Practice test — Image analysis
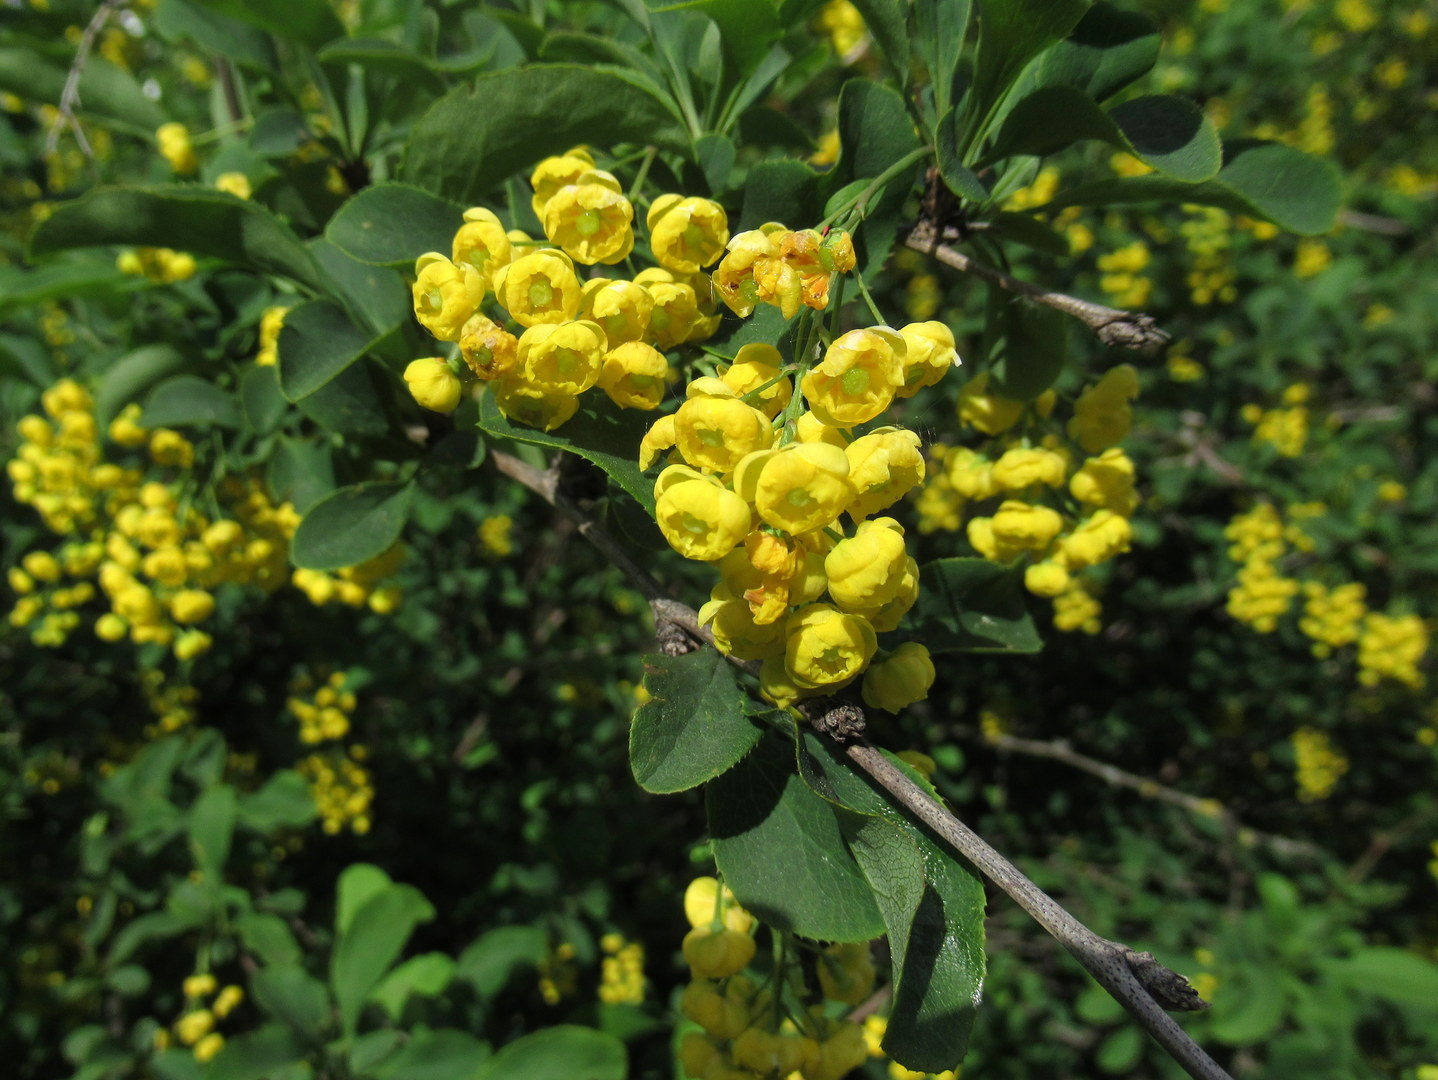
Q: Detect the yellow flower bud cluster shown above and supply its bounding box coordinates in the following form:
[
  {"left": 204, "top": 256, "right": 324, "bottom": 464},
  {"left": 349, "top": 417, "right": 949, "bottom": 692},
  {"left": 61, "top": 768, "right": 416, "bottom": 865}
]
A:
[
  {"left": 141, "top": 669, "right": 200, "bottom": 737},
  {"left": 291, "top": 542, "right": 405, "bottom": 613},
  {"left": 404, "top": 148, "right": 732, "bottom": 428},
  {"left": 1291, "top": 726, "right": 1349, "bottom": 802},
  {"left": 1002, "top": 165, "right": 1061, "bottom": 213},
  {"left": 538, "top": 941, "right": 579, "bottom": 1005},
  {"left": 677, "top": 876, "right": 871, "bottom": 1080},
  {"left": 156, "top": 121, "right": 198, "bottom": 175},
  {"left": 1357, "top": 612, "right": 1429, "bottom": 689},
  {"left": 919, "top": 368, "right": 1141, "bottom": 635},
  {"left": 1096, "top": 240, "right": 1152, "bottom": 309},
  {"left": 645, "top": 325, "right": 949, "bottom": 709},
  {"left": 711, "top": 222, "right": 856, "bottom": 320},
  {"left": 477, "top": 514, "right": 515, "bottom": 558},
  {"left": 172, "top": 976, "right": 243, "bottom": 1063},
  {"left": 298, "top": 744, "right": 373, "bottom": 835},
  {"left": 814, "top": 0, "right": 868, "bottom": 62},
  {"left": 116, "top": 247, "right": 198, "bottom": 283},
  {"left": 287, "top": 669, "right": 358, "bottom": 744},
  {"left": 598, "top": 933, "right": 646, "bottom": 1005},
  {"left": 1179, "top": 207, "right": 1239, "bottom": 306},
  {"left": 1242, "top": 384, "right": 1310, "bottom": 458},
  {"left": 254, "top": 305, "right": 289, "bottom": 367},
  {"left": 1298, "top": 581, "right": 1367, "bottom": 658}
]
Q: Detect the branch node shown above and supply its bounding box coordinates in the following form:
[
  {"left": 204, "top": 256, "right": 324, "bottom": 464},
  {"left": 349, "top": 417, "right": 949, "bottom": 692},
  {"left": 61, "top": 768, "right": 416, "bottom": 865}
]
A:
[
  {"left": 1118, "top": 945, "right": 1209, "bottom": 1013},
  {"left": 809, "top": 702, "right": 866, "bottom": 743}
]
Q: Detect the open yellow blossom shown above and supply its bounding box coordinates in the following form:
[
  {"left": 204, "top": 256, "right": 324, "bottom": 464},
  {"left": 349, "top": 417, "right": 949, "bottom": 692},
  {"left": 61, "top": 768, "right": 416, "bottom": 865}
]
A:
[
  {"left": 529, "top": 146, "right": 597, "bottom": 216},
  {"left": 647, "top": 195, "right": 730, "bottom": 274},
  {"left": 801, "top": 326, "right": 906, "bottom": 427},
  {"left": 753, "top": 442, "right": 854, "bottom": 535},
  {"left": 720, "top": 344, "right": 792, "bottom": 419},
  {"left": 403, "top": 358, "right": 463, "bottom": 413},
  {"left": 896, "top": 321, "right": 959, "bottom": 395},
  {"left": 517, "top": 319, "right": 607, "bottom": 395},
  {"left": 1069, "top": 448, "right": 1139, "bottom": 515},
  {"left": 542, "top": 174, "right": 635, "bottom": 265},
  {"left": 712, "top": 225, "right": 784, "bottom": 317},
  {"left": 412, "top": 253, "right": 484, "bottom": 341},
  {"left": 639, "top": 414, "right": 677, "bottom": 470},
  {"left": 784, "top": 603, "right": 878, "bottom": 690},
  {"left": 634, "top": 268, "right": 703, "bottom": 349},
  {"left": 655, "top": 469, "right": 752, "bottom": 562},
  {"left": 458, "top": 314, "right": 519, "bottom": 380},
  {"left": 957, "top": 371, "right": 1024, "bottom": 435},
  {"left": 698, "top": 591, "right": 788, "bottom": 659},
  {"left": 825, "top": 517, "right": 909, "bottom": 611},
  {"left": 581, "top": 278, "right": 654, "bottom": 346},
  {"left": 489, "top": 378, "right": 579, "bottom": 431},
  {"left": 861, "top": 642, "right": 935, "bottom": 713},
  {"left": 451, "top": 207, "right": 513, "bottom": 289},
  {"left": 598, "top": 341, "right": 669, "bottom": 410},
  {"left": 494, "top": 249, "right": 582, "bottom": 328},
  {"left": 674, "top": 390, "right": 773, "bottom": 474},
  {"left": 845, "top": 427, "right": 924, "bottom": 520}
]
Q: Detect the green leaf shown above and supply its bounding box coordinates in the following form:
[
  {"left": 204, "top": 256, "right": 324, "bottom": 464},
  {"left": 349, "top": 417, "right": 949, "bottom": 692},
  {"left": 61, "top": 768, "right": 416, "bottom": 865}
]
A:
[
  {"left": 371, "top": 1029, "right": 492, "bottom": 1080},
  {"left": 736, "top": 159, "right": 821, "bottom": 230},
  {"left": 971, "top": 0, "right": 1091, "bottom": 120},
  {"left": 310, "top": 239, "right": 412, "bottom": 341},
  {"left": 325, "top": 183, "right": 466, "bottom": 268},
  {"left": 236, "top": 912, "right": 303, "bottom": 967},
  {"left": 914, "top": 0, "right": 972, "bottom": 121},
  {"left": 936, "top": 109, "right": 991, "bottom": 203},
  {"left": 796, "top": 735, "right": 986, "bottom": 1072},
  {"left": 985, "top": 89, "right": 1219, "bottom": 182},
  {"left": 275, "top": 299, "right": 377, "bottom": 402},
  {"left": 455, "top": 926, "right": 547, "bottom": 1000},
  {"left": 0, "top": 260, "right": 132, "bottom": 316},
  {"left": 95, "top": 345, "right": 189, "bottom": 428},
  {"left": 403, "top": 65, "right": 686, "bottom": 204},
  {"left": 251, "top": 964, "right": 332, "bottom": 1040},
  {"left": 1207, "top": 968, "right": 1287, "bottom": 1045},
  {"left": 153, "top": 0, "right": 278, "bottom": 72},
  {"left": 905, "top": 558, "right": 1043, "bottom": 653},
  {"left": 331, "top": 882, "right": 436, "bottom": 1038},
  {"left": 337, "top": 864, "right": 395, "bottom": 937},
  {"left": 476, "top": 390, "right": 655, "bottom": 517},
  {"left": 290, "top": 481, "right": 414, "bottom": 571},
  {"left": 188, "top": 0, "right": 344, "bottom": 48},
  {"left": 629, "top": 651, "right": 765, "bottom": 793},
  {"left": 473, "top": 1026, "right": 625, "bottom": 1080},
  {"left": 827, "top": 80, "right": 922, "bottom": 279},
  {"left": 0, "top": 331, "right": 56, "bottom": 387},
  {"left": 1036, "top": 1, "right": 1160, "bottom": 103},
  {"left": 990, "top": 212, "right": 1069, "bottom": 257},
  {"left": 140, "top": 375, "right": 242, "bottom": 430},
  {"left": 187, "top": 783, "right": 237, "bottom": 874},
  {"left": 293, "top": 359, "right": 391, "bottom": 436},
  {"left": 695, "top": 133, "right": 737, "bottom": 194},
  {"left": 990, "top": 298, "right": 1068, "bottom": 401},
  {"left": 663, "top": 0, "right": 783, "bottom": 82},
  {"left": 317, "top": 38, "right": 446, "bottom": 92},
  {"left": 267, "top": 437, "right": 335, "bottom": 513},
  {"left": 708, "top": 736, "right": 885, "bottom": 942},
  {"left": 0, "top": 47, "right": 163, "bottom": 132},
  {"left": 1047, "top": 140, "right": 1343, "bottom": 236},
  {"left": 848, "top": 0, "right": 910, "bottom": 84},
  {"left": 369, "top": 953, "right": 457, "bottom": 1022},
  {"left": 28, "top": 187, "right": 328, "bottom": 295},
  {"left": 237, "top": 771, "right": 317, "bottom": 833},
  {"left": 1326, "top": 948, "right": 1438, "bottom": 1008},
  {"left": 241, "top": 365, "right": 289, "bottom": 435},
  {"left": 205, "top": 1024, "right": 309, "bottom": 1080}
]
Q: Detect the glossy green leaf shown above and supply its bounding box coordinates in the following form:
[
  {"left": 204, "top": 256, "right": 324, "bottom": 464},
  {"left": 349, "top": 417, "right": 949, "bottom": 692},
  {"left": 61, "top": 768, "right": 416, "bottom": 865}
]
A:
[
  {"left": 695, "top": 133, "right": 737, "bottom": 194},
  {"left": 369, "top": 953, "right": 457, "bottom": 1021},
  {"left": 663, "top": 0, "right": 783, "bottom": 82},
  {"left": 187, "top": 784, "right": 237, "bottom": 874},
  {"left": 371, "top": 1029, "right": 492, "bottom": 1080},
  {"left": 331, "top": 882, "right": 436, "bottom": 1037},
  {"left": 28, "top": 187, "right": 328, "bottom": 295},
  {"left": 476, "top": 390, "right": 655, "bottom": 517},
  {"left": 737, "top": 159, "right": 822, "bottom": 230},
  {"left": 985, "top": 89, "right": 1219, "bottom": 182},
  {"left": 990, "top": 299, "right": 1068, "bottom": 401},
  {"left": 95, "top": 345, "right": 189, "bottom": 428},
  {"left": 0, "top": 47, "right": 163, "bottom": 132},
  {"left": 276, "top": 299, "right": 376, "bottom": 402},
  {"left": 905, "top": 558, "right": 1043, "bottom": 653},
  {"left": 971, "top": 0, "right": 1091, "bottom": 120},
  {"left": 290, "top": 481, "right": 415, "bottom": 571},
  {"left": 1036, "top": 1, "right": 1160, "bottom": 103},
  {"left": 796, "top": 734, "right": 986, "bottom": 1072},
  {"left": 0, "top": 261, "right": 132, "bottom": 316},
  {"left": 708, "top": 736, "right": 885, "bottom": 941},
  {"left": 206, "top": 1025, "right": 309, "bottom": 1080},
  {"left": 241, "top": 365, "right": 289, "bottom": 434},
  {"left": 189, "top": 0, "right": 344, "bottom": 48},
  {"left": 140, "top": 375, "right": 242, "bottom": 430},
  {"left": 325, "top": 183, "right": 465, "bottom": 268},
  {"left": 293, "top": 359, "right": 391, "bottom": 436},
  {"left": 310, "top": 239, "right": 412, "bottom": 341},
  {"left": 473, "top": 1025, "right": 626, "bottom": 1080},
  {"left": 848, "top": 0, "right": 910, "bottom": 84},
  {"left": 630, "top": 651, "right": 765, "bottom": 793},
  {"left": 403, "top": 65, "right": 686, "bottom": 204},
  {"left": 827, "top": 80, "right": 922, "bottom": 279},
  {"left": 267, "top": 437, "right": 335, "bottom": 513},
  {"left": 251, "top": 964, "right": 332, "bottom": 1040},
  {"left": 1048, "top": 140, "right": 1343, "bottom": 235}
]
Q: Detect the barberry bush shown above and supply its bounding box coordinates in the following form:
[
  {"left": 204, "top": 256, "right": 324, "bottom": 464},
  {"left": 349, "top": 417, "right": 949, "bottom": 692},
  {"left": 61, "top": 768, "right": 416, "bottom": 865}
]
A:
[{"left": 3, "top": 0, "right": 1437, "bottom": 1078}]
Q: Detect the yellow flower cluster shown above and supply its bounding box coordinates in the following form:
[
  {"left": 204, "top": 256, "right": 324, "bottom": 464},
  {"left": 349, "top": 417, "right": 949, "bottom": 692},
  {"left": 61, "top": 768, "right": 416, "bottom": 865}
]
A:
[
  {"left": 166, "top": 975, "right": 243, "bottom": 1063},
  {"left": 1357, "top": 612, "right": 1428, "bottom": 689},
  {"left": 1298, "top": 581, "right": 1367, "bottom": 658},
  {"left": 1223, "top": 504, "right": 1299, "bottom": 632},
  {"left": 1095, "top": 241, "right": 1152, "bottom": 309},
  {"left": 254, "top": 306, "right": 289, "bottom": 367},
  {"left": 287, "top": 670, "right": 358, "bottom": 744},
  {"left": 919, "top": 367, "right": 1141, "bottom": 635},
  {"left": 156, "top": 122, "right": 198, "bottom": 175},
  {"left": 645, "top": 318, "right": 953, "bottom": 709},
  {"left": 116, "top": 247, "right": 198, "bottom": 283},
  {"left": 1292, "top": 239, "right": 1332, "bottom": 279},
  {"left": 141, "top": 669, "right": 200, "bottom": 737},
  {"left": 814, "top": 0, "right": 867, "bottom": 61},
  {"left": 298, "top": 744, "right": 373, "bottom": 835},
  {"left": 1241, "top": 383, "right": 1311, "bottom": 457},
  {"left": 1002, "top": 166, "right": 1060, "bottom": 213},
  {"left": 403, "top": 148, "right": 731, "bottom": 429},
  {"left": 1292, "top": 726, "right": 1348, "bottom": 802},
  {"left": 478, "top": 514, "right": 515, "bottom": 558},
  {"left": 1179, "top": 207, "right": 1238, "bottom": 306},
  {"left": 598, "top": 933, "right": 646, "bottom": 1005},
  {"left": 538, "top": 942, "right": 579, "bottom": 1005},
  {"left": 678, "top": 877, "right": 871, "bottom": 1080},
  {"left": 291, "top": 542, "right": 405, "bottom": 613}
]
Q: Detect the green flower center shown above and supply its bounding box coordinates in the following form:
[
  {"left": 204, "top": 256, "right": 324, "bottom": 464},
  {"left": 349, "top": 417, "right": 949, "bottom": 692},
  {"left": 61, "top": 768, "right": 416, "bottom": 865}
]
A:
[
  {"left": 577, "top": 209, "right": 603, "bottom": 237},
  {"left": 528, "top": 278, "right": 555, "bottom": 309},
  {"left": 841, "top": 366, "right": 870, "bottom": 396},
  {"left": 681, "top": 511, "right": 709, "bottom": 535},
  {"left": 698, "top": 428, "right": 726, "bottom": 448},
  {"left": 423, "top": 289, "right": 444, "bottom": 312},
  {"left": 786, "top": 489, "right": 813, "bottom": 508}
]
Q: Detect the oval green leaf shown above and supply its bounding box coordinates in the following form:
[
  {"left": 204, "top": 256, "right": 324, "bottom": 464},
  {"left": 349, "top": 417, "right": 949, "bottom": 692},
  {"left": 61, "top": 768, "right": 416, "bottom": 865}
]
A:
[
  {"left": 325, "top": 183, "right": 466, "bottom": 268},
  {"left": 473, "top": 1025, "right": 626, "bottom": 1080},
  {"left": 140, "top": 375, "right": 242, "bottom": 430},
  {"left": 276, "top": 299, "right": 376, "bottom": 402},
  {"left": 290, "top": 481, "right": 415, "bottom": 571}
]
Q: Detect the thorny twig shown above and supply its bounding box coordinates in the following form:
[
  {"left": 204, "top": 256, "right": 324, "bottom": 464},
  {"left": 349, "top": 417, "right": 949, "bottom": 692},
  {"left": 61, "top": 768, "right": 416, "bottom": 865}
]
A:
[
  {"left": 905, "top": 220, "right": 1170, "bottom": 354},
  {"left": 46, "top": 0, "right": 128, "bottom": 159},
  {"left": 495, "top": 446, "right": 1233, "bottom": 1080}
]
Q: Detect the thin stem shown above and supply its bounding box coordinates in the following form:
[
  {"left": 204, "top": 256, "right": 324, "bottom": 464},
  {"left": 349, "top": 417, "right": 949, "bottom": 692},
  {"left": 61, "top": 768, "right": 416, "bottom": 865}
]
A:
[
  {"left": 820, "top": 145, "right": 933, "bottom": 231},
  {"left": 46, "top": 0, "right": 127, "bottom": 159}
]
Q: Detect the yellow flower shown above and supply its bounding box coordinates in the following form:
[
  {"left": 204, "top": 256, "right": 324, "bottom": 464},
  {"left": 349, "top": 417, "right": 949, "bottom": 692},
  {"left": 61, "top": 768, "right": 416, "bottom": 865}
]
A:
[
  {"left": 674, "top": 389, "right": 773, "bottom": 474},
  {"left": 517, "top": 319, "right": 607, "bottom": 395},
  {"left": 647, "top": 194, "right": 730, "bottom": 274},
  {"left": 529, "top": 146, "right": 597, "bottom": 218},
  {"left": 175, "top": 1010, "right": 214, "bottom": 1045},
  {"left": 896, "top": 320, "right": 959, "bottom": 396},
  {"left": 156, "top": 122, "right": 197, "bottom": 174},
  {"left": 957, "top": 371, "right": 1024, "bottom": 435},
  {"left": 451, "top": 207, "right": 512, "bottom": 289},
  {"left": 458, "top": 314, "right": 519, "bottom": 380},
  {"left": 411, "top": 253, "right": 484, "bottom": 341},
  {"left": 192, "top": 1033, "right": 224, "bottom": 1063},
  {"left": 493, "top": 249, "right": 582, "bottom": 328},
  {"left": 683, "top": 877, "right": 754, "bottom": 932},
  {"left": 720, "top": 343, "right": 792, "bottom": 419},
  {"left": 1057, "top": 510, "right": 1132, "bottom": 569},
  {"left": 598, "top": 341, "right": 669, "bottom": 410},
  {"left": 784, "top": 603, "right": 878, "bottom": 690},
  {"left": 581, "top": 278, "right": 654, "bottom": 346},
  {"left": 639, "top": 414, "right": 677, "bottom": 470},
  {"left": 1024, "top": 560, "right": 1070, "bottom": 597},
  {"left": 862, "top": 643, "right": 935, "bottom": 713},
  {"left": 634, "top": 268, "right": 703, "bottom": 349},
  {"left": 169, "top": 589, "right": 216, "bottom": 625},
  {"left": 682, "top": 926, "right": 756, "bottom": 979},
  {"left": 697, "top": 593, "right": 788, "bottom": 659},
  {"left": 992, "top": 500, "right": 1064, "bottom": 550},
  {"left": 800, "top": 326, "right": 906, "bottom": 427},
  {"left": 1069, "top": 448, "right": 1139, "bottom": 515},
  {"left": 712, "top": 225, "right": 784, "bottom": 317},
  {"left": 214, "top": 172, "right": 251, "bottom": 199},
  {"left": 844, "top": 426, "right": 924, "bottom": 521},
  {"left": 403, "top": 357, "right": 463, "bottom": 413},
  {"left": 1069, "top": 365, "right": 1139, "bottom": 453},
  {"left": 825, "top": 517, "right": 909, "bottom": 611},
  {"left": 752, "top": 442, "right": 854, "bottom": 535},
  {"left": 213, "top": 985, "right": 244, "bottom": 1018},
  {"left": 991, "top": 446, "right": 1067, "bottom": 490},
  {"left": 654, "top": 469, "right": 752, "bottom": 562},
  {"left": 488, "top": 378, "right": 578, "bottom": 431},
  {"left": 542, "top": 174, "right": 635, "bottom": 265}
]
